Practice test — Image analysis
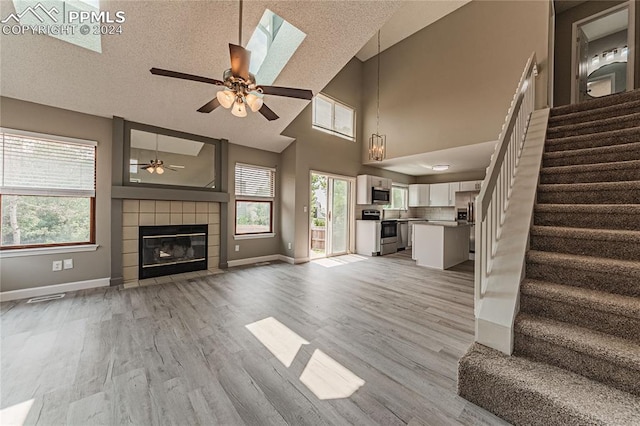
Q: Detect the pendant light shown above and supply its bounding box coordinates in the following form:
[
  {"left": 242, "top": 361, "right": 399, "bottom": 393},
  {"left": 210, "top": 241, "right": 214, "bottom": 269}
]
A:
[{"left": 369, "top": 30, "right": 386, "bottom": 162}]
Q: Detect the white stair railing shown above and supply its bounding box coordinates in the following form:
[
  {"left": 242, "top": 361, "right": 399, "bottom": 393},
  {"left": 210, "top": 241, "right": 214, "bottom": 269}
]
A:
[{"left": 475, "top": 53, "right": 538, "bottom": 315}]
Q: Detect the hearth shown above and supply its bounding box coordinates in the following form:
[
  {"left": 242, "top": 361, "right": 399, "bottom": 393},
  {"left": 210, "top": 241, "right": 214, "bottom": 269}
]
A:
[{"left": 138, "top": 224, "right": 208, "bottom": 279}]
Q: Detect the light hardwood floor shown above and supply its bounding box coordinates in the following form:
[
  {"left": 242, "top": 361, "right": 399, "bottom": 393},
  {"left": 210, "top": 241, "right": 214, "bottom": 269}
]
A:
[{"left": 1, "top": 251, "right": 509, "bottom": 425}]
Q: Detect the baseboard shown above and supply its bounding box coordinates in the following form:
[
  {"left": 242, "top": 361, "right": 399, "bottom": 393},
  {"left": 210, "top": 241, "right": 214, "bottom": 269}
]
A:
[
  {"left": 0, "top": 277, "right": 111, "bottom": 302},
  {"left": 227, "top": 255, "right": 282, "bottom": 268},
  {"left": 279, "top": 255, "right": 296, "bottom": 264}
]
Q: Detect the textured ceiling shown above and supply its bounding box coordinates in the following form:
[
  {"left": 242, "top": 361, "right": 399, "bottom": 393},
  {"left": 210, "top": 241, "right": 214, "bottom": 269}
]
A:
[{"left": 0, "top": 0, "right": 401, "bottom": 152}]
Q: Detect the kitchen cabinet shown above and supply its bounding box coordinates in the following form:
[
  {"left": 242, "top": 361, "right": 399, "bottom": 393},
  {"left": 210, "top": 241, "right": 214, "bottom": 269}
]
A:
[
  {"left": 459, "top": 180, "right": 482, "bottom": 192},
  {"left": 429, "top": 183, "right": 452, "bottom": 206},
  {"left": 357, "top": 175, "right": 392, "bottom": 205},
  {"left": 408, "top": 184, "right": 430, "bottom": 207}
]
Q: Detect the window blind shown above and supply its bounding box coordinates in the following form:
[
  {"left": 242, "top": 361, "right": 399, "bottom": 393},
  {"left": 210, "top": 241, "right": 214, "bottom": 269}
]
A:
[
  {"left": 0, "top": 131, "right": 96, "bottom": 197},
  {"left": 235, "top": 163, "right": 275, "bottom": 198}
]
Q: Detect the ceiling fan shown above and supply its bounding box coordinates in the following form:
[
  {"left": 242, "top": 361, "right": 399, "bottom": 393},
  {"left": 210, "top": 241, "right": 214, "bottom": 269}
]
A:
[
  {"left": 138, "top": 134, "right": 184, "bottom": 174},
  {"left": 149, "top": 0, "right": 312, "bottom": 121}
]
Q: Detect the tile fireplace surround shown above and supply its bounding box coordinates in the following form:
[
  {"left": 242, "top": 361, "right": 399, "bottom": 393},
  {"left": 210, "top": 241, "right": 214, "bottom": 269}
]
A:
[{"left": 121, "top": 200, "right": 220, "bottom": 283}]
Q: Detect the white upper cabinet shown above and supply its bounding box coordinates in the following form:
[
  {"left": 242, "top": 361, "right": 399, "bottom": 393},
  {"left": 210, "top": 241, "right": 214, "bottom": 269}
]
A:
[
  {"left": 357, "top": 175, "right": 393, "bottom": 204},
  {"left": 408, "top": 184, "right": 430, "bottom": 207},
  {"left": 369, "top": 176, "right": 392, "bottom": 190},
  {"left": 429, "top": 183, "right": 451, "bottom": 206},
  {"left": 459, "top": 180, "right": 482, "bottom": 192}
]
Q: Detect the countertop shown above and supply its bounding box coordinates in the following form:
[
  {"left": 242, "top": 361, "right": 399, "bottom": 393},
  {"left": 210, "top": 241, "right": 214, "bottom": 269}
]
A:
[{"left": 413, "top": 221, "right": 471, "bottom": 227}]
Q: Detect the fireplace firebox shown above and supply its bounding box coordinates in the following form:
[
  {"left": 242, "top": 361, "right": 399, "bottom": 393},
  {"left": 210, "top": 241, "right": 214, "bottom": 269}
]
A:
[{"left": 138, "top": 224, "right": 208, "bottom": 279}]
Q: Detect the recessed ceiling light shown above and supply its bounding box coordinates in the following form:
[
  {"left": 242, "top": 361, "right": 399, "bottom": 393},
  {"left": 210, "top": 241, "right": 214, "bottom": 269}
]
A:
[{"left": 432, "top": 165, "right": 450, "bottom": 171}]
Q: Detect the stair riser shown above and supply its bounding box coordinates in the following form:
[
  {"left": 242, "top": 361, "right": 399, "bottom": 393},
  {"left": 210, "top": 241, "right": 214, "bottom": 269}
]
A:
[
  {"left": 530, "top": 234, "right": 640, "bottom": 261},
  {"left": 543, "top": 148, "right": 640, "bottom": 167},
  {"left": 514, "top": 333, "right": 640, "bottom": 396},
  {"left": 534, "top": 212, "right": 638, "bottom": 231},
  {"left": 520, "top": 295, "right": 640, "bottom": 343},
  {"left": 545, "top": 130, "right": 640, "bottom": 152},
  {"left": 458, "top": 361, "right": 592, "bottom": 426},
  {"left": 525, "top": 262, "right": 640, "bottom": 297},
  {"left": 547, "top": 117, "right": 640, "bottom": 139},
  {"left": 537, "top": 188, "right": 640, "bottom": 204},
  {"left": 551, "top": 91, "right": 640, "bottom": 117},
  {"left": 549, "top": 101, "right": 640, "bottom": 127},
  {"left": 540, "top": 167, "right": 640, "bottom": 184}
]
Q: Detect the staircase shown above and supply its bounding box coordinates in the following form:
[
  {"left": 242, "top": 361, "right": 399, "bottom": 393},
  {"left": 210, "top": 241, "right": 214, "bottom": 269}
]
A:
[{"left": 459, "top": 90, "right": 640, "bottom": 425}]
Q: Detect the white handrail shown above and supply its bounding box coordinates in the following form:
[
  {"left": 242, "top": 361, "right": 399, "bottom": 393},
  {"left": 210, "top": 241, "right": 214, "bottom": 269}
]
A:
[{"left": 475, "top": 53, "right": 538, "bottom": 314}]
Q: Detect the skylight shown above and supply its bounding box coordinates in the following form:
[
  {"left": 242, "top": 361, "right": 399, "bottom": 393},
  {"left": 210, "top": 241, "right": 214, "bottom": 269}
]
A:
[
  {"left": 245, "top": 9, "right": 306, "bottom": 85},
  {"left": 10, "top": 0, "right": 103, "bottom": 53}
]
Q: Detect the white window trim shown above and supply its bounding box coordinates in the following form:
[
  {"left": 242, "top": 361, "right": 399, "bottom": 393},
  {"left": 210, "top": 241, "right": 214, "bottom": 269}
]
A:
[
  {"left": 1, "top": 127, "right": 97, "bottom": 147},
  {"left": 234, "top": 233, "right": 276, "bottom": 240},
  {"left": 0, "top": 244, "right": 99, "bottom": 258},
  {"left": 312, "top": 93, "right": 356, "bottom": 141}
]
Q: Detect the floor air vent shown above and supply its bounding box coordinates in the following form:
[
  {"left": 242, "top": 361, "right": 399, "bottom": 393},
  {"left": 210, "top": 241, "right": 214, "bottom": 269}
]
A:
[{"left": 27, "top": 294, "right": 65, "bottom": 303}]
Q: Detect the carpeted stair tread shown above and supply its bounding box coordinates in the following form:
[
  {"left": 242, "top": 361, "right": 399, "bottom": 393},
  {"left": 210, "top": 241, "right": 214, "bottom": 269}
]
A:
[
  {"left": 546, "top": 112, "right": 640, "bottom": 139},
  {"left": 514, "top": 314, "right": 640, "bottom": 395},
  {"left": 534, "top": 204, "right": 640, "bottom": 231},
  {"left": 550, "top": 89, "right": 640, "bottom": 117},
  {"left": 515, "top": 313, "right": 640, "bottom": 370},
  {"left": 530, "top": 226, "right": 640, "bottom": 261},
  {"left": 458, "top": 343, "right": 640, "bottom": 426},
  {"left": 544, "top": 127, "right": 640, "bottom": 152},
  {"left": 539, "top": 159, "right": 640, "bottom": 184},
  {"left": 537, "top": 180, "right": 640, "bottom": 204},
  {"left": 543, "top": 142, "right": 640, "bottom": 167},
  {"left": 520, "top": 279, "right": 640, "bottom": 320},
  {"left": 548, "top": 99, "right": 640, "bottom": 127}
]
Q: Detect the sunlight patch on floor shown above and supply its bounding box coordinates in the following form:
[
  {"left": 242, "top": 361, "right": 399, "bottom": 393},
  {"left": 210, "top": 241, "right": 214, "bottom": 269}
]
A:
[
  {"left": 311, "top": 254, "right": 368, "bottom": 268},
  {"left": 0, "top": 399, "right": 34, "bottom": 426},
  {"left": 245, "top": 317, "right": 310, "bottom": 367},
  {"left": 299, "top": 349, "right": 365, "bottom": 400}
]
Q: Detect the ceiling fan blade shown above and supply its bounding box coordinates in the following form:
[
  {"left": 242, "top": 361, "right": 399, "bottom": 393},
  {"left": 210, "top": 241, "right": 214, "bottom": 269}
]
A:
[
  {"left": 197, "top": 98, "right": 221, "bottom": 113},
  {"left": 258, "top": 103, "right": 279, "bottom": 121},
  {"left": 150, "top": 68, "right": 224, "bottom": 86},
  {"left": 258, "top": 85, "right": 313, "bottom": 100},
  {"left": 229, "top": 44, "right": 250, "bottom": 80}
]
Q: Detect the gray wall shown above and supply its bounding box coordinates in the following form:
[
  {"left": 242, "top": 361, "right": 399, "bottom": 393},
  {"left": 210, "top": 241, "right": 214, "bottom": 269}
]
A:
[
  {"left": 553, "top": 0, "right": 627, "bottom": 106},
  {"left": 415, "top": 170, "right": 486, "bottom": 184},
  {"left": 282, "top": 58, "right": 414, "bottom": 260},
  {"left": 361, "top": 0, "right": 551, "bottom": 161},
  {"left": 0, "top": 97, "right": 112, "bottom": 292},
  {"left": 226, "top": 143, "right": 281, "bottom": 262}
]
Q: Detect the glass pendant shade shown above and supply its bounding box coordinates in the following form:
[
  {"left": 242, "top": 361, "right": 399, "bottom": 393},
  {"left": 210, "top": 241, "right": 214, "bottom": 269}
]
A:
[
  {"left": 147, "top": 167, "right": 154, "bottom": 174},
  {"left": 245, "top": 93, "right": 263, "bottom": 112},
  {"left": 231, "top": 98, "right": 248, "bottom": 117},
  {"left": 156, "top": 166, "right": 165, "bottom": 174},
  {"left": 216, "top": 90, "right": 235, "bottom": 109}
]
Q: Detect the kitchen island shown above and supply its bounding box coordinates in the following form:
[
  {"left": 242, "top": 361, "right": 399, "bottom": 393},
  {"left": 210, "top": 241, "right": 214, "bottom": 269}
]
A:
[{"left": 413, "top": 222, "right": 471, "bottom": 270}]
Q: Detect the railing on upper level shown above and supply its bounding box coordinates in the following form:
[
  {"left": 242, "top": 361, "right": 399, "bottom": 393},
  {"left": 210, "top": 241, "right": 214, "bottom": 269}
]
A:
[{"left": 475, "top": 53, "right": 538, "bottom": 315}]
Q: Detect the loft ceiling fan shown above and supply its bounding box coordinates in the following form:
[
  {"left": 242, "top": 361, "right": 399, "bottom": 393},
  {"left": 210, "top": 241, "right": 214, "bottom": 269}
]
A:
[
  {"left": 149, "top": 0, "right": 312, "bottom": 121},
  {"left": 138, "top": 134, "right": 184, "bottom": 174}
]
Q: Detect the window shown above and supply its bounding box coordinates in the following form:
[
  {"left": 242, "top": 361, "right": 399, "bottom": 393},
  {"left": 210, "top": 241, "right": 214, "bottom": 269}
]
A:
[
  {"left": 0, "top": 129, "right": 96, "bottom": 249},
  {"left": 235, "top": 163, "right": 275, "bottom": 236},
  {"left": 312, "top": 94, "right": 355, "bottom": 140},
  {"left": 386, "top": 185, "right": 408, "bottom": 210}
]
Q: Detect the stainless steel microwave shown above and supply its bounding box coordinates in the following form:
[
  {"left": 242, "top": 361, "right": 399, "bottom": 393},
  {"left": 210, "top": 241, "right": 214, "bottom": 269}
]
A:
[{"left": 371, "top": 187, "right": 390, "bottom": 204}]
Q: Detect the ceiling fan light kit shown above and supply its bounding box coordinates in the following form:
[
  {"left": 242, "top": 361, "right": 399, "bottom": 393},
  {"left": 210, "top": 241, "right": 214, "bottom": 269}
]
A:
[{"left": 149, "top": 0, "right": 312, "bottom": 121}]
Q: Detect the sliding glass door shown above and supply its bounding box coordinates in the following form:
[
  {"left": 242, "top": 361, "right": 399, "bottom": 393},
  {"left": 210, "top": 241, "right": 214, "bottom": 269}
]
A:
[{"left": 310, "top": 173, "right": 351, "bottom": 259}]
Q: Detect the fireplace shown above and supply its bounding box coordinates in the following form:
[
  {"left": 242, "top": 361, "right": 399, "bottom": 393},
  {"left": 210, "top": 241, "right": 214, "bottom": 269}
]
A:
[{"left": 138, "top": 224, "right": 208, "bottom": 279}]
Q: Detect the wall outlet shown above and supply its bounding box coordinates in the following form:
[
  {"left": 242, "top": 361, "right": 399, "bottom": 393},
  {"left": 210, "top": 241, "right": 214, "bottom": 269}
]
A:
[
  {"left": 303, "top": 206, "right": 307, "bottom": 213},
  {"left": 235, "top": 244, "right": 240, "bottom": 252},
  {"left": 288, "top": 242, "right": 292, "bottom": 250},
  {"left": 52, "top": 260, "right": 63, "bottom": 272},
  {"left": 63, "top": 259, "right": 73, "bottom": 269}
]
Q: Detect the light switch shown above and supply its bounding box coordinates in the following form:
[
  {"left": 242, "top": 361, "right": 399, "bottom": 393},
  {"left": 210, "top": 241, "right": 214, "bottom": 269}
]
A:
[
  {"left": 63, "top": 259, "right": 73, "bottom": 269},
  {"left": 52, "top": 261, "right": 62, "bottom": 271}
]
